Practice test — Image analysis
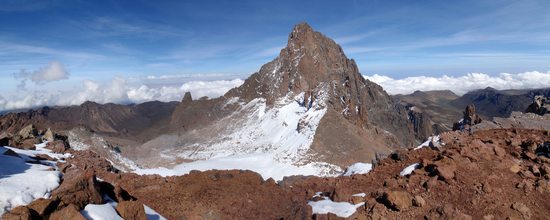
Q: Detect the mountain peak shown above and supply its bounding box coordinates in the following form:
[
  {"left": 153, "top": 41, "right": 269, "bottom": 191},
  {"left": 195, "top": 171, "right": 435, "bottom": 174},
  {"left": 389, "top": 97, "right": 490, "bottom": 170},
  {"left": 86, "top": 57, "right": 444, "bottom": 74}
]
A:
[
  {"left": 289, "top": 22, "right": 315, "bottom": 40},
  {"left": 226, "top": 23, "right": 354, "bottom": 102},
  {"left": 291, "top": 22, "right": 313, "bottom": 33},
  {"left": 286, "top": 22, "right": 341, "bottom": 56}
]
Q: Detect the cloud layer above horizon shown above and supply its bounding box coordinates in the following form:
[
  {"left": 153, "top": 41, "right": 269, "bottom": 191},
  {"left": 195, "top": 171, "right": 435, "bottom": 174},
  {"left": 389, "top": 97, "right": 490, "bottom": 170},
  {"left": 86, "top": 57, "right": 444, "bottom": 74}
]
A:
[
  {"left": 364, "top": 71, "right": 550, "bottom": 95},
  {"left": 1, "top": 70, "right": 549, "bottom": 112},
  {"left": 0, "top": 78, "right": 244, "bottom": 111}
]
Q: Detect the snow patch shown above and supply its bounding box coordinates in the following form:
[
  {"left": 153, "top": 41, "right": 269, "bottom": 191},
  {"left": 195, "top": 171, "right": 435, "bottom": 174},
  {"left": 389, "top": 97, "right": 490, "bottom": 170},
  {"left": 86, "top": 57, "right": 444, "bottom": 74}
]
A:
[
  {"left": 143, "top": 204, "right": 167, "bottom": 220},
  {"left": 0, "top": 144, "right": 69, "bottom": 215},
  {"left": 414, "top": 135, "right": 441, "bottom": 150},
  {"left": 400, "top": 163, "right": 420, "bottom": 176},
  {"left": 135, "top": 153, "right": 340, "bottom": 181},
  {"left": 352, "top": 193, "right": 366, "bottom": 197},
  {"left": 308, "top": 196, "right": 364, "bottom": 218},
  {"left": 81, "top": 195, "right": 166, "bottom": 220},
  {"left": 342, "top": 163, "right": 372, "bottom": 176},
  {"left": 81, "top": 204, "right": 123, "bottom": 220}
]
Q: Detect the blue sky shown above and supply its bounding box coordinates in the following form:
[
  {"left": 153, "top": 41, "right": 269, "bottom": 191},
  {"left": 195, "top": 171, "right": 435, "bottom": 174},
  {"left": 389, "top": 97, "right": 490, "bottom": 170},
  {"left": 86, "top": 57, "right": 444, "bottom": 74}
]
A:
[{"left": 0, "top": 0, "right": 550, "bottom": 110}]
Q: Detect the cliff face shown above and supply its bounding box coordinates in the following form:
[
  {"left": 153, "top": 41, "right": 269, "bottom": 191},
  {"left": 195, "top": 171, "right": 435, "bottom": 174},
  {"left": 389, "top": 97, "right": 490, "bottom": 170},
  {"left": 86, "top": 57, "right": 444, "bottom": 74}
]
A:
[
  {"left": 222, "top": 23, "right": 415, "bottom": 165},
  {"left": 0, "top": 101, "right": 178, "bottom": 141}
]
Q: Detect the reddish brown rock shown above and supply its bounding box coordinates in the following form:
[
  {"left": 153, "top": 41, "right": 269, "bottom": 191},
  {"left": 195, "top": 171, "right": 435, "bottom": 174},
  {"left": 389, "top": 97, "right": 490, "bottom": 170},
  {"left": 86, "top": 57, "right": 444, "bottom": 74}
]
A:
[
  {"left": 434, "top": 159, "right": 457, "bottom": 181},
  {"left": 412, "top": 195, "right": 426, "bottom": 207},
  {"left": 510, "top": 164, "right": 521, "bottom": 173},
  {"left": 511, "top": 202, "right": 531, "bottom": 219},
  {"left": 116, "top": 201, "right": 146, "bottom": 220},
  {"left": 49, "top": 204, "right": 86, "bottom": 220},
  {"left": 493, "top": 145, "right": 506, "bottom": 157},
  {"left": 27, "top": 198, "right": 58, "bottom": 216},
  {"left": 50, "top": 168, "right": 103, "bottom": 209},
  {"left": 381, "top": 191, "right": 413, "bottom": 211},
  {"left": 425, "top": 204, "right": 472, "bottom": 220},
  {"left": 46, "top": 140, "right": 69, "bottom": 153},
  {"left": 16, "top": 138, "right": 39, "bottom": 150},
  {"left": 1, "top": 206, "right": 35, "bottom": 220}
]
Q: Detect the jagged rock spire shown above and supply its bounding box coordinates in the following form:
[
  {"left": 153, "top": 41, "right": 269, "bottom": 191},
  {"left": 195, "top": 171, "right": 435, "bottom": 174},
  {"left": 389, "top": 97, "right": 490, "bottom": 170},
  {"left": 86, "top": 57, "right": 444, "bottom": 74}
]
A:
[
  {"left": 225, "top": 23, "right": 415, "bottom": 147},
  {"left": 226, "top": 22, "right": 360, "bottom": 103}
]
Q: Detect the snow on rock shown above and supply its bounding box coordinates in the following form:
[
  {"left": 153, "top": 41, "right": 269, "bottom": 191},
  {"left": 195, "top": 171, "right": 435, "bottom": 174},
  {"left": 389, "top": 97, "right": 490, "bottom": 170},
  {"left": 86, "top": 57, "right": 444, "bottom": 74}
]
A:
[
  {"left": 414, "top": 135, "right": 441, "bottom": 150},
  {"left": 342, "top": 163, "right": 372, "bottom": 176},
  {"left": 134, "top": 153, "right": 339, "bottom": 181},
  {"left": 308, "top": 196, "right": 365, "bottom": 218},
  {"left": 172, "top": 92, "right": 327, "bottom": 164},
  {"left": 7, "top": 142, "right": 72, "bottom": 164},
  {"left": 81, "top": 204, "right": 124, "bottom": 220},
  {"left": 352, "top": 193, "right": 366, "bottom": 197},
  {"left": 136, "top": 90, "right": 344, "bottom": 180},
  {"left": 0, "top": 145, "right": 65, "bottom": 215},
  {"left": 400, "top": 163, "right": 420, "bottom": 176},
  {"left": 144, "top": 204, "right": 167, "bottom": 220},
  {"left": 82, "top": 195, "right": 167, "bottom": 220}
]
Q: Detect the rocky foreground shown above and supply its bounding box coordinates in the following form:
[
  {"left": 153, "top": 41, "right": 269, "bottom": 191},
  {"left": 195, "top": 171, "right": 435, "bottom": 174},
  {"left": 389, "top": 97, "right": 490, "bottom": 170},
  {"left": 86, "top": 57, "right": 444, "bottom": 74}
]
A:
[{"left": 2, "top": 127, "right": 549, "bottom": 219}]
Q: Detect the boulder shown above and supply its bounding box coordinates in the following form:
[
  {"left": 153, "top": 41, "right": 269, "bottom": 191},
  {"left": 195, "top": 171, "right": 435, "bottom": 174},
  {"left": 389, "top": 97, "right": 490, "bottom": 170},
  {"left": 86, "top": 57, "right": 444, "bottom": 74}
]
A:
[
  {"left": 525, "top": 95, "right": 549, "bottom": 115},
  {"left": 425, "top": 204, "right": 472, "bottom": 220},
  {"left": 540, "top": 164, "right": 550, "bottom": 176},
  {"left": 17, "top": 138, "right": 39, "bottom": 150},
  {"left": 27, "top": 198, "right": 58, "bottom": 216},
  {"left": 493, "top": 145, "right": 506, "bottom": 157},
  {"left": 49, "top": 204, "right": 86, "bottom": 220},
  {"left": 18, "top": 124, "right": 38, "bottom": 139},
  {"left": 434, "top": 159, "right": 457, "bottom": 181},
  {"left": 46, "top": 140, "right": 69, "bottom": 153},
  {"left": 43, "top": 128, "right": 54, "bottom": 142},
  {"left": 452, "top": 104, "right": 482, "bottom": 131},
  {"left": 464, "top": 104, "right": 482, "bottom": 125},
  {"left": 412, "top": 195, "right": 426, "bottom": 207},
  {"left": 50, "top": 169, "right": 103, "bottom": 209},
  {"left": 381, "top": 191, "right": 413, "bottom": 211},
  {"left": 116, "top": 200, "right": 147, "bottom": 220},
  {"left": 1, "top": 206, "right": 36, "bottom": 220},
  {"left": 535, "top": 179, "right": 550, "bottom": 193},
  {"left": 510, "top": 164, "right": 521, "bottom": 173}
]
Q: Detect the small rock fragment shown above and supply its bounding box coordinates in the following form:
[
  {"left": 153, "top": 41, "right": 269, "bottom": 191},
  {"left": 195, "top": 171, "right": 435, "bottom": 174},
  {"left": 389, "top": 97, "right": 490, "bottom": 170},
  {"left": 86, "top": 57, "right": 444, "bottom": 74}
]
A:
[
  {"left": 511, "top": 202, "right": 531, "bottom": 219},
  {"left": 412, "top": 195, "right": 426, "bottom": 207}
]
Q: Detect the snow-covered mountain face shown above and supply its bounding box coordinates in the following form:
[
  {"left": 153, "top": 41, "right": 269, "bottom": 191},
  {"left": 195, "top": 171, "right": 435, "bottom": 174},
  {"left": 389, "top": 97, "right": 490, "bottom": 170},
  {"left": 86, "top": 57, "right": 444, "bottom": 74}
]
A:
[
  {"left": 126, "top": 23, "right": 415, "bottom": 178},
  {"left": 134, "top": 86, "right": 344, "bottom": 178},
  {"left": 135, "top": 89, "right": 344, "bottom": 180}
]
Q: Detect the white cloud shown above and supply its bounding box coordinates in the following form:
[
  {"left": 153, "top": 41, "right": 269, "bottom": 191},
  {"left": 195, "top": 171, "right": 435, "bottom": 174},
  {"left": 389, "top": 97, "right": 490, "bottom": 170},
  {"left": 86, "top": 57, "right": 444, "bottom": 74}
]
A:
[
  {"left": 30, "top": 61, "right": 69, "bottom": 82},
  {"left": 364, "top": 71, "right": 550, "bottom": 95},
  {"left": 2, "top": 70, "right": 548, "bottom": 111},
  {"left": 13, "top": 61, "right": 70, "bottom": 88},
  {"left": 0, "top": 77, "right": 244, "bottom": 111}
]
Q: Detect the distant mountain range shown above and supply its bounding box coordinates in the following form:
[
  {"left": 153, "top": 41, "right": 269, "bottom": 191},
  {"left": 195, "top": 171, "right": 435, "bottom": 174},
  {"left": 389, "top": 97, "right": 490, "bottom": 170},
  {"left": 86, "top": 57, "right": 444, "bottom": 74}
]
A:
[{"left": 394, "top": 87, "right": 550, "bottom": 136}]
